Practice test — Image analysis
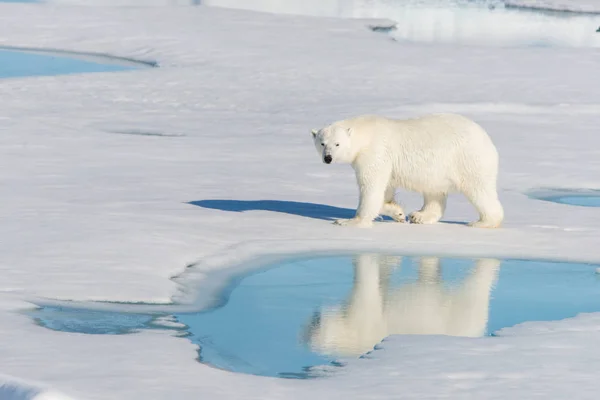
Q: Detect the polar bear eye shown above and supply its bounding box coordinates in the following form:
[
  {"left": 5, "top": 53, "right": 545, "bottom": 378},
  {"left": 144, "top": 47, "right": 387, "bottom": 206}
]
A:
[
  {"left": 335, "top": 143, "right": 339, "bottom": 147},
  {"left": 321, "top": 143, "right": 325, "bottom": 146}
]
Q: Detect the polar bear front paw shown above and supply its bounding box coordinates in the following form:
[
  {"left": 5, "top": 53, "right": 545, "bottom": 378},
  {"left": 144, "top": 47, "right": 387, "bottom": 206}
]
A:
[
  {"left": 408, "top": 211, "right": 441, "bottom": 225},
  {"left": 333, "top": 218, "right": 374, "bottom": 228}
]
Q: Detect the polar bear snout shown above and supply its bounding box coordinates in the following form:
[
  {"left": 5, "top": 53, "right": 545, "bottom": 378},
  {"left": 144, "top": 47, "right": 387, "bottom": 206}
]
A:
[{"left": 324, "top": 154, "right": 333, "bottom": 164}]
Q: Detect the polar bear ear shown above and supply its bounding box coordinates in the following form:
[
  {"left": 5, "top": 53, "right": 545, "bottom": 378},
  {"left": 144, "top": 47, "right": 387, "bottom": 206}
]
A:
[{"left": 311, "top": 129, "right": 319, "bottom": 138}]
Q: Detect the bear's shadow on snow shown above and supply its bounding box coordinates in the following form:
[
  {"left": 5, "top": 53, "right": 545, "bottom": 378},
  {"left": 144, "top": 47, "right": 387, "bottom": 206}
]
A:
[
  {"left": 188, "top": 199, "right": 357, "bottom": 221},
  {"left": 189, "top": 199, "right": 467, "bottom": 225}
]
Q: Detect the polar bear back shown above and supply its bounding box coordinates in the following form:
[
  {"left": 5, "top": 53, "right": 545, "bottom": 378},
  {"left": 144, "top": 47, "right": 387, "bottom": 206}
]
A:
[{"left": 337, "top": 113, "right": 499, "bottom": 194}]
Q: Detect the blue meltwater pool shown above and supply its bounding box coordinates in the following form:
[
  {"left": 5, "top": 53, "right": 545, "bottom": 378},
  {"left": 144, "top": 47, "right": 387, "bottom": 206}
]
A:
[
  {"left": 539, "top": 195, "right": 600, "bottom": 207},
  {"left": 530, "top": 189, "right": 600, "bottom": 207},
  {"left": 27, "top": 254, "right": 600, "bottom": 378},
  {"left": 0, "top": 49, "right": 136, "bottom": 79}
]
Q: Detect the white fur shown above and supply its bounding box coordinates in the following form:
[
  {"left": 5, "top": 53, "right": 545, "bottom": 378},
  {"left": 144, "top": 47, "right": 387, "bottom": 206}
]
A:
[
  {"left": 311, "top": 113, "right": 504, "bottom": 228},
  {"left": 304, "top": 254, "right": 500, "bottom": 357}
]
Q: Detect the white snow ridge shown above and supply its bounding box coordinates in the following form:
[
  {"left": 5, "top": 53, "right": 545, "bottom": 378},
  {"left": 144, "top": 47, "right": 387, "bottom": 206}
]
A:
[{"left": 0, "top": 375, "right": 74, "bottom": 400}]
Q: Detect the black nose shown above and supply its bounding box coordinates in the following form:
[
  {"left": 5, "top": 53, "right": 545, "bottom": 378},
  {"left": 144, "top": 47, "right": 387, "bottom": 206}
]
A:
[{"left": 324, "top": 155, "right": 332, "bottom": 164}]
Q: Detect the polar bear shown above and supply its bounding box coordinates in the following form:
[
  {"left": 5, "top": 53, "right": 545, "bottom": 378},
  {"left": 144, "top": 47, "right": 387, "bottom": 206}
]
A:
[
  {"left": 303, "top": 254, "right": 500, "bottom": 357},
  {"left": 311, "top": 113, "right": 504, "bottom": 228}
]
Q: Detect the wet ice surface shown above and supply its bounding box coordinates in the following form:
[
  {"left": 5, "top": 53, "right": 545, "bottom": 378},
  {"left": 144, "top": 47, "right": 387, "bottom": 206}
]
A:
[
  {"left": 202, "top": 0, "right": 600, "bottom": 48},
  {"left": 378, "top": 4, "right": 600, "bottom": 47},
  {"left": 28, "top": 253, "right": 600, "bottom": 379}
]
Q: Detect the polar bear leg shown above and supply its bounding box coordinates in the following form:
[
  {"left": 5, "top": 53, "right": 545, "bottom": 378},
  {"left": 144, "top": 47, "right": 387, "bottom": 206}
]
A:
[
  {"left": 465, "top": 185, "right": 504, "bottom": 228},
  {"left": 334, "top": 165, "right": 391, "bottom": 228},
  {"left": 417, "top": 256, "right": 441, "bottom": 282},
  {"left": 380, "top": 186, "right": 406, "bottom": 222},
  {"left": 376, "top": 254, "right": 402, "bottom": 294},
  {"left": 409, "top": 193, "right": 447, "bottom": 224}
]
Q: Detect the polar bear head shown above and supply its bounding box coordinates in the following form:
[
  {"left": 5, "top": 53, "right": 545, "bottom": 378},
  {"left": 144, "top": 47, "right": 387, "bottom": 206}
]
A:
[{"left": 311, "top": 124, "right": 354, "bottom": 164}]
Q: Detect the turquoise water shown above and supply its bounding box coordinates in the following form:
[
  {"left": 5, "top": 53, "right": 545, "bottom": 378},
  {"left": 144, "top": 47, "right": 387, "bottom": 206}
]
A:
[
  {"left": 531, "top": 190, "right": 600, "bottom": 207},
  {"left": 0, "top": 50, "right": 134, "bottom": 79},
  {"left": 542, "top": 195, "right": 600, "bottom": 207},
  {"left": 28, "top": 254, "right": 600, "bottom": 378}
]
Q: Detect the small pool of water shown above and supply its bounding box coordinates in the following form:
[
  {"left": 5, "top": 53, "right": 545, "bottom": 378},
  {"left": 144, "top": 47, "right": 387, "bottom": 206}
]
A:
[
  {"left": 530, "top": 189, "right": 600, "bottom": 207},
  {"left": 27, "top": 254, "right": 600, "bottom": 379},
  {"left": 545, "top": 195, "right": 600, "bottom": 207},
  {"left": 0, "top": 49, "right": 136, "bottom": 79}
]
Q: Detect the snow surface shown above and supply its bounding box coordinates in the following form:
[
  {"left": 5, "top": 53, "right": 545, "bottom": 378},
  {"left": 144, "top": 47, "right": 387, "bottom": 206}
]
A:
[
  {"left": 505, "top": 0, "right": 600, "bottom": 13},
  {"left": 39, "top": 0, "right": 600, "bottom": 48},
  {"left": 1, "top": 1, "right": 600, "bottom": 399},
  {"left": 41, "top": 0, "right": 600, "bottom": 14}
]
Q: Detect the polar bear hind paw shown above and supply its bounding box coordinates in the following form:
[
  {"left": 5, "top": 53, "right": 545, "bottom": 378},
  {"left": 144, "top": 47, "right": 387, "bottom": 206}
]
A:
[
  {"left": 390, "top": 212, "right": 406, "bottom": 223},
  {"left": 468, "top": 220, "right": 501, "bottom": 228},
  {"left": 380, "top": 202, "right": 406, "bottom": 223}
]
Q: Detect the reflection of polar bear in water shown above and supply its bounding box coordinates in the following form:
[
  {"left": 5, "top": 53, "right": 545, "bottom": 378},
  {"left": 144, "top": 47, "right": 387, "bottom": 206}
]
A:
[{"left": 304, "top": 254, "right": 500, "bottom": 357}]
